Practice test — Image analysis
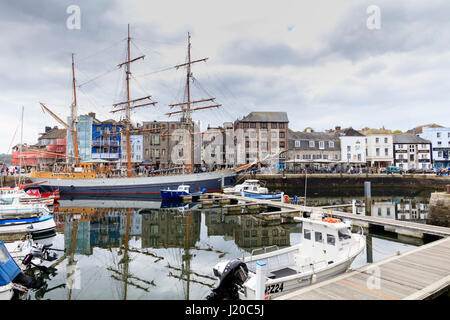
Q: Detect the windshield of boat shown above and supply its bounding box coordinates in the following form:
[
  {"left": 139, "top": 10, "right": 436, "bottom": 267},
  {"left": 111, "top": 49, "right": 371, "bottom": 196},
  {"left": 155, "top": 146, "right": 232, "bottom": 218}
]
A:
[
  {"left": 0, "top": 198, "right": 13, "bottom": 205},
  {"left": 338, "top": 228, "right": 352, "bottom": 241}
]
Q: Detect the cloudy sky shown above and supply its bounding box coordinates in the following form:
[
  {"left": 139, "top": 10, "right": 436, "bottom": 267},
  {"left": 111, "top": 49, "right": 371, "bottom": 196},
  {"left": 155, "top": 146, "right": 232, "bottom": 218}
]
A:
[{"left": 1, "top": 0, "right": 450, "bottom": 152}]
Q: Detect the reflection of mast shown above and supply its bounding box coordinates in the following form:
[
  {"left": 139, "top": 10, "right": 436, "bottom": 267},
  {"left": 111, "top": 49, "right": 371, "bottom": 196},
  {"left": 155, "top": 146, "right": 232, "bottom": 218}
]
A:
[
  {"left": 122, "top": 207, "right": 131, "bottom": 300},
  {"left": 182, "top": 210, "right": 192, "bottom": 300},
  {"left": 67, "top": 218, "right": 78, "bottom": 300}
]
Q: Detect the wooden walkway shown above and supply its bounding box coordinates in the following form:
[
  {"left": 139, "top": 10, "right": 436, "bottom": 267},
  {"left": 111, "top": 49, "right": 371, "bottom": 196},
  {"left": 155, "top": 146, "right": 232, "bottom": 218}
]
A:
[
  {"left": 213, "top": 193, "right": 450, "bottom": 237},
  {"left": 211, "top": 193, "right": 450, "bottom": 299},
  {"left": 276, "top": 236, "right": 450, "bottom": 300}
]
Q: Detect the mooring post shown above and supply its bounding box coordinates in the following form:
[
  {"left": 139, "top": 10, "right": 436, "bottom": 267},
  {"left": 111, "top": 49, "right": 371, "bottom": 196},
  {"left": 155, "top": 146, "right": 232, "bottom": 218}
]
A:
[
  {"left": 255, "top": 261, "right": 267, "bottom": 300},
  {"left": 364, "top": 181, "right": 371, "bottom": 216},
  {"left": 352, "top": 199, "right": 356, "bottom": 214}
]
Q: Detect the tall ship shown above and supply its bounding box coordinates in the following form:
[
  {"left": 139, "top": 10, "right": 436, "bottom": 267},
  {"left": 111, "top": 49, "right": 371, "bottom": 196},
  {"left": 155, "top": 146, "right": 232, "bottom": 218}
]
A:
[{"left": 29, "top": 25, "right": 246, "bottom": 199}]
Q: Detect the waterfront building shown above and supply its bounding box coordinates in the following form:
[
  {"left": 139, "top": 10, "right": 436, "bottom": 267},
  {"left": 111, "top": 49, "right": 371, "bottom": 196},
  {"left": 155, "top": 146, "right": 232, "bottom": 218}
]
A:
[
  {"left": 417, "top": 126, "right": 450, "bottom": 169},
  {"left": 362, "top": 128, "right": 393, "bottom": 168},
  {"left": 67, "top": 113, "right": 95, "bottom": 163},
  {"left": 337, "top": 127, "right": 366, "bottom": 166},
  {"left": 393, "top": 133, "right": 432, "bottom": 171},
  {"left": 286, "top": 130, "right": 341, "bottom": 172},
  {"left": 202, "top": 125, "right": 226, "bottom": 170},
  {"left": 121, "top": 134, "right": 143, "bottom": 164},
  {"left": 92, "top": 119, "right": 124, "bottom": 161},
  {"left": 141, "top": 120, "right": 183, "bottom": 169},
  {"left": 234, "top": 112, "right": 289, "bottom": 169}
]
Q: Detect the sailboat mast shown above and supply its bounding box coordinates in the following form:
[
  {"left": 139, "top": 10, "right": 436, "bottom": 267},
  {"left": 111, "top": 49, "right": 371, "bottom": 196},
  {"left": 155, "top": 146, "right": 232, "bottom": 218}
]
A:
[
  {"left": 125, "top": 24, "right": 133, "bottom": 178},
  {"left": 71, "top": 54, "right": 80, "bottom": 167},
  {"left": 19, "top": 105, "right": 24, "bottom": 185},
  {"left": 186, "top": 33, "right": 193, "bottom": 173}
]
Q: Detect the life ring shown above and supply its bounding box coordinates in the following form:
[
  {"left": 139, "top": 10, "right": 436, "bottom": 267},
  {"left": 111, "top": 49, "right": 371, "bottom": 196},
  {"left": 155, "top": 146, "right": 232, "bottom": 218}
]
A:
[
  {"left": 322, "top": 217, "right": 341, "bottom": 223},
  {"left": 284, "top": 195, "right": 290, "bottom": 203}
]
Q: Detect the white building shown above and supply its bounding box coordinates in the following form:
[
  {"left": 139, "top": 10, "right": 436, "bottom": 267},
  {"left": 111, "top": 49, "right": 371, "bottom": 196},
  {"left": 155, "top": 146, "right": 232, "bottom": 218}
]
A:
[
  {"left": 363, "top": 129, "right": 393, "bottom": 168},
  {"left": 393, "top": 133, "right": 432, "bottom": 171},
  {"left": 338, "top": 128, "right": 366, "bottom": 165},
  {"left": 418, "top": 126, "right": 450, "bottom": 169},
  {"left": 121, "top": 134, "right": 143, "bottom": 163}
]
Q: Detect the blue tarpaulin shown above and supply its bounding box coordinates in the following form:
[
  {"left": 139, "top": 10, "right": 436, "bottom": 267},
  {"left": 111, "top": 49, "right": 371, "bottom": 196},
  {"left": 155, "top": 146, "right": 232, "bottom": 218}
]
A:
[{"left": 0, "top": 242, "right": 20, "bottom": 286}]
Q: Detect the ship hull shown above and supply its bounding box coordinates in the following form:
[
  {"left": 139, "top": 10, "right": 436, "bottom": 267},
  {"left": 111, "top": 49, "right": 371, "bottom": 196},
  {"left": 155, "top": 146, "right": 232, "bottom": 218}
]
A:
[{"left": 29, "top": 170, "right": 237, "bottom": 199}]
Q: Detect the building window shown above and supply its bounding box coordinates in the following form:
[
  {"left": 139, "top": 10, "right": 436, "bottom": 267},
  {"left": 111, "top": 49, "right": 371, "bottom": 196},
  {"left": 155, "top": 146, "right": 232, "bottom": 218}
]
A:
[
  {"left": 319, "top": 141, "right": 325, "bottom": 149},
  {"left": 329, "top": 141, "right": 334, "bottom": 148},
  {"left": 376, "top": 137, "right": 379, "bottom": 143},
  {"left": 347, "top": 145, "right": 351, "bottom": 152},
  {"left": 261, "top": 142, "right": 267, "bottom": 150},
  {"left": 261, "top": 122, "right": 267, "bottom": 129},
  {"left": 250, "top": 122, "right": 256, "bottom": 128},
  {"left": 271, "top": 123, "right": 277, "bottom": 129},
  {"left": 385, "top": 148, "right": 388, "bottom": 156},
  {"left": 250, "top": 131, "right": 256, "bottom": 138},
  {"left": 384, "top": 137, "right": 388, "bottom": 143},
  {"left": 437, "top": 132, "right": 441, "bottom": 138},
  {"left": 279, "top": 123, "right": 285, "bottom": 129},
  {"left": 376, "top": 148, "right": 380, "bottom": 156},
  {"left": 437, "top": 141, "right": 442, "bottom": 145},
  {"left": 295, "top": 140, "right": 300, "bottom": 148},
  {"left": 271, "top": 131, "right": 277, "bottom": 138},
  {"left": 309, "top": 141, "right": 314, "bottom": 148},
  {"left": 279, "top": 141, "right": 285, "bottom": 148},
  {"left": 244, "top": 123, "right": 249, "bottom": 128},
  {"left": 357, "top": 154, "right": 361, "bottom": 161},
  {"left": 279, "top": 132, "right": 285, "bottom": 138}
]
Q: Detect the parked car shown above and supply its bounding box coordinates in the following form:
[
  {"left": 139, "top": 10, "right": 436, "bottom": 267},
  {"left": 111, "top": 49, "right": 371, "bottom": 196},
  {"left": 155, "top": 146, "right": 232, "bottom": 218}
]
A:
[{"left": 386, "top": 166, "right": 401, "bottom": 174}]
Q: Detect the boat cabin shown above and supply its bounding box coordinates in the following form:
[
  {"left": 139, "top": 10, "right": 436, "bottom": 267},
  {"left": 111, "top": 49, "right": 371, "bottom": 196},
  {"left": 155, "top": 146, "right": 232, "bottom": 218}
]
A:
[{"left": 177, "top": 185, "right": 191, "bottom": 192}]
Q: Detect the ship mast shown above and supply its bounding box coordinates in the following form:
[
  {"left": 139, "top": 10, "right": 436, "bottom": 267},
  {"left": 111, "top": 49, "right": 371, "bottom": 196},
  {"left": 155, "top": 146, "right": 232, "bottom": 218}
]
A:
[
  {"left": 71, "top": 53, "right": 80, "bottom": 167},
  {"left": 112, "top": 24, "right": 157, "bottom": 178},
  {"left": 167, "top": 33, "right": 221, "bottom": 173}
]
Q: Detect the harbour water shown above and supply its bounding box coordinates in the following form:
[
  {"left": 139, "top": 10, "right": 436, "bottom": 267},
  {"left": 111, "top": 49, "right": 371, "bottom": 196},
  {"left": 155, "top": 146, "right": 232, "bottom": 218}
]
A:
[{"left": 21, "top": 192, "right": 435, "bottom": 300}]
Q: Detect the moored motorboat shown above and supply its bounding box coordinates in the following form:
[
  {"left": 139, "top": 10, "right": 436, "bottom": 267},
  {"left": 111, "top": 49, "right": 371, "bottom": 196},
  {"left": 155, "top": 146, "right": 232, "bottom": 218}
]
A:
[
  {"left": 207, "top": 213, "right": 366, "bottom": 300},
  {"left": 0, "top": 196, "right": 51, "bottom": 216},
  {"left": 160, "top": 185, "right": 207, "bottom": 200},
  {"left": 242, "top": 191, "right": 283, "bottom": 200},
  {"left": 0, "top": 241, "right": 47, "bottom": 300},
  {"left": 0, "top": 215, "right": 56, "bottom": 239},
  {"left": 223, "top": 179, "right": 268, "bottom": 195}
]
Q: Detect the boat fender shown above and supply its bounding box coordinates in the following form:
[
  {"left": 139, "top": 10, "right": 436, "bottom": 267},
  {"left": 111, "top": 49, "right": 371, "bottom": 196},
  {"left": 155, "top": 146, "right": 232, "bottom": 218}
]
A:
[
  {"left": 284, "top": 195, "right": 290, "bottom": 203},
  {"left": 311, "top": 274, "right": 317, "bottom": 284}
]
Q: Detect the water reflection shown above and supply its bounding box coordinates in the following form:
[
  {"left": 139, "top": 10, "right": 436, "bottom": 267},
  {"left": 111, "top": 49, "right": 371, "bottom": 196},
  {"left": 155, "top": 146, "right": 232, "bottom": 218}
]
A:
[{"left": 24, "top": 196, "right": 427, "bottom": 300}]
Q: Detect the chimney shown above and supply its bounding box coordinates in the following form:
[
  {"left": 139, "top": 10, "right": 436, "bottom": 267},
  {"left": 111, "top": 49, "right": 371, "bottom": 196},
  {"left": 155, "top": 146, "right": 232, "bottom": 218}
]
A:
[
  {"left": 45, "top": 126, "right": 51, "bottom": 133},
  {"left": 88, "top": 112, "right": 96, "bottom": 119},
  {"left": 335, "top": 126, "right": 341, "bottom": 131}
]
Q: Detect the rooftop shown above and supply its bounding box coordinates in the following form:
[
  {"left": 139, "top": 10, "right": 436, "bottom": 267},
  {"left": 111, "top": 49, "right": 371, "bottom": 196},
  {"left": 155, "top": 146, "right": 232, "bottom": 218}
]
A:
[
  {"left": 394, "top": 133, "right": 431, "bottom": 144},
  {"left": 239, "top": 111, "right": 289, "bottom": 123}
]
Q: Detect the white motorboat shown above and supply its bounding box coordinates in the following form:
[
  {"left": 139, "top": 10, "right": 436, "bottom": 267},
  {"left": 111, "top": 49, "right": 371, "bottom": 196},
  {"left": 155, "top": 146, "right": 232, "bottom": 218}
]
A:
[
  {"left": 207, "top": 213, "right": 366, "bottom": 300},
  {"left": 0, "top": 195, "right": 51, "bottom": 216},
  {"left": 0, "top": 187, "right": 54, "bottom": 206},
  {"left": 223, "top": 180, "right": 269, "bottom": 195}
]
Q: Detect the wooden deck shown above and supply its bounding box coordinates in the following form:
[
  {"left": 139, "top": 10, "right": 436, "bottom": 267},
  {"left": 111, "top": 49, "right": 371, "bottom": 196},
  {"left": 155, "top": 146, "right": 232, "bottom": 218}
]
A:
[
  {"left": 213, "top": 193, "right": 450, "bottom": 237},
  {"left": 212, "top": 193, "right": 450, "bottom": 299},
  {"left": 276, "top": 236, "right": 450, "bottom": 300}
]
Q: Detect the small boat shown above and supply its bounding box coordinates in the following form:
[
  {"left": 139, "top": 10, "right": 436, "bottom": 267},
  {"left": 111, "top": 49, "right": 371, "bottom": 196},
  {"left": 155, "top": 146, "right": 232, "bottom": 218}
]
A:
[
  {"left": 206, "top": 213, "right": 366, "bottom": 300},
  {"left": 1, "top": 187, "right": 54, "bottom": 206},
  {"left": 0, "top": 215, "right": 56, "bottom": 239},
  {"left": 223, "top": 180, "right": 268, "bottom": 195},
  {"left": 160, "top": 185, "right": 207, "bottom": 200},
  {"left": 0, "top": 241, "right": 47, "bottom": 300},
  {"left": 0, "top": 196, "right": 51, "bottom": 216},
  {"left": 242, "top": 191, "right": 283, "bottom": 200}
]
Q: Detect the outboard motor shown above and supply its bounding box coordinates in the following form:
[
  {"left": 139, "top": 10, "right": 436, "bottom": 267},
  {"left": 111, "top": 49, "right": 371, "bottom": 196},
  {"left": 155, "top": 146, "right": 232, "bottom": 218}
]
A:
[{"left": 206, "top": 259, "right": 248, "bottom": 300}]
